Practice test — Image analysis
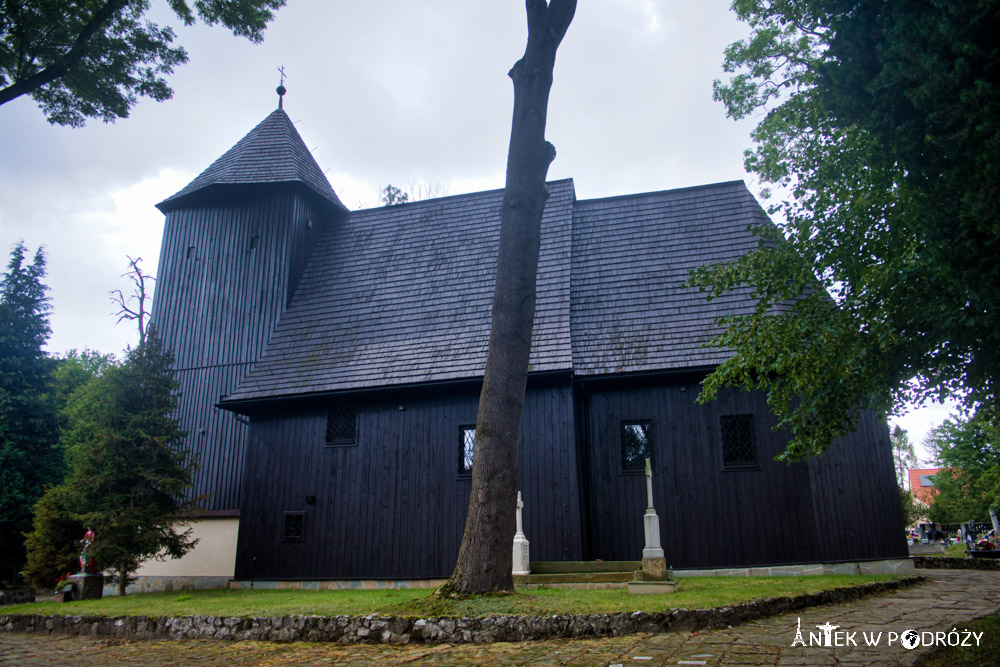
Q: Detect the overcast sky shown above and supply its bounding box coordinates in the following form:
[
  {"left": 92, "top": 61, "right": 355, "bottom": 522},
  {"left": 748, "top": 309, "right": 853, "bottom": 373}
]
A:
[{"left": 0, "top": 1, "right": 951, "bottom": 458}]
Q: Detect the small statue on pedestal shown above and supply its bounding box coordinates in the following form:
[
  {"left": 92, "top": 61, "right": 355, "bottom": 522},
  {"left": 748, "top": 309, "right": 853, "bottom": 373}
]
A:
[
  {"left": 79, "top": 529, "right": 97, "bottom": 574},
  {"left": 70, "top": 528, "right": 104, "bottom": 600}
]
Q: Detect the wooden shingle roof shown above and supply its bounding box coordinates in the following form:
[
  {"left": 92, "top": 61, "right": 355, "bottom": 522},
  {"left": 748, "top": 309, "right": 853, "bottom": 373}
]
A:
[
  {"left": 223, "top": 179, "right": 772, "bottom": 404},
  {"left": 225, "top": 180, "right": 575, "bottom": 401},
  {"left": 156, "top": 109, "right": 347, "bottom": 214},
  {"left": 570, "top": 180, "right": 766, "bottom": 376}
]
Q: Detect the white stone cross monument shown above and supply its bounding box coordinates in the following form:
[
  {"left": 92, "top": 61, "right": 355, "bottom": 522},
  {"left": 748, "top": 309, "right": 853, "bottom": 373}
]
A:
[
  {"left": 512, "top": 490, "right": 531, "bottom": 575},
  {"left": 628, "top": 457, "right": 676, "bottom": 594},
  {"left": 642, "top": 457, "right": 664, "bottom": 563}
]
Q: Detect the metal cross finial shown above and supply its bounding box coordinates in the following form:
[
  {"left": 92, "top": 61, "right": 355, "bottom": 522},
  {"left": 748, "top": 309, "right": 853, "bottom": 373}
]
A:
[{"left": 276, "top": 65, "right": 287, "bottom": 109}]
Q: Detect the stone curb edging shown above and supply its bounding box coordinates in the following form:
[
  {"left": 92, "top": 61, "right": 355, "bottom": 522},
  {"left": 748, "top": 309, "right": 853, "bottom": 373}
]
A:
[
  {"left": 912, "top": 556, "right": 1000, "bottom": 570},
  {"left": 0, "top": 576, "right": 923, "bottom": 645}
]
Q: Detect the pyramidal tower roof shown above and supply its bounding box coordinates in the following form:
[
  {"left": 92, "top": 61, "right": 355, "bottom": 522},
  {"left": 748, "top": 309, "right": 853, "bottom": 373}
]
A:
[{"left": 157, "top": 108, "right": 347, "bottom": 214}]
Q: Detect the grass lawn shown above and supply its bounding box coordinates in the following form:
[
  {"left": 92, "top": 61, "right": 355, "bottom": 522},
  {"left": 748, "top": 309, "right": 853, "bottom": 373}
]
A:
[
  {"left": 914, "top": 611, "right": 1000, "bottom": 666},
  {"left": 3, "top": 574, "right": 906, "bottom": 619},
  {"left": 923, "top": 543, "right": 967, "bottom": 558}
]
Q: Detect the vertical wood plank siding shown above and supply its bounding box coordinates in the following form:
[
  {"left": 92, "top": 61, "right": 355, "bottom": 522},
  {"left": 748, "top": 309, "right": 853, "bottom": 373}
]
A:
[
  {"left": 234, "top": 383, "right": 583, "bottom": 579},
  {"left": 151, "top": 190, "right": 330, "bottom": 511},
  {"left": 580, "top": 381, "right": 907, "bottom": 569},
  {"left": 806, "top": 411, "right": 908, "bottom": 562},
  {"left": 234, "top": 375, "right": 904, "bottom": 579}
]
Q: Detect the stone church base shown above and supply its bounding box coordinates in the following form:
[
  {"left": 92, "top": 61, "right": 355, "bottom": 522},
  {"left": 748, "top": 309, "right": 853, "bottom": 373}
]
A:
[
  {"left": 673, "top": 558, "right": 915, "bottom": 578},
  {"left": 110, "top": 559, "right": 913, "bottom": 594}
]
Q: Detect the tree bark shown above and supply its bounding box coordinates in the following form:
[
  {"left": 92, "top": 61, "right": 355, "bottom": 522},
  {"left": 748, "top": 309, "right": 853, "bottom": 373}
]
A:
[{"left": 444, "top": 0, "right": 576, "bottom": 596}]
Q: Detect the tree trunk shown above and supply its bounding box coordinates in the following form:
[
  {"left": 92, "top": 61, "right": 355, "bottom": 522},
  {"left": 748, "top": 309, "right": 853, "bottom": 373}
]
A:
[
  {"left": 117, "top": 569, "right": 128, "bottom": 596},
  {"left": 443, "top": 0, "right": 576, "bottom": 596}
]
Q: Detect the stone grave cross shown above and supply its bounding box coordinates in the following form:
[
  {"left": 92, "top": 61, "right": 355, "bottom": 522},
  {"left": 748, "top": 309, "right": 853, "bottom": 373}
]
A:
[
  {"left": 512, "top": 490, "right": 530, "bottom": 575},
  {"left": 628, "top": 457, "right": 676, "bottom": 594}
]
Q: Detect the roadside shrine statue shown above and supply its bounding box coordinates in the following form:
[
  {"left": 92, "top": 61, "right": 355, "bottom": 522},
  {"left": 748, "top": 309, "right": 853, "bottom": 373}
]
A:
[{"left": 79, "top": 529, "right": 97, "bottom": 574}]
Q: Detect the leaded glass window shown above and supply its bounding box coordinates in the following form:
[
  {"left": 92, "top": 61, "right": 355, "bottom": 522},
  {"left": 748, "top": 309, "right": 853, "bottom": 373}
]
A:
[
  {"left": 283, "top": 511, "right": 305, "bottom": 541},
  {"left": 721, "top": 413, "right": 758, "bottom": 468},
  {"left": 621, "top": 421, "right": 652, "bottom": 471},
  {"left": 326, "top": 407, "right": 357, "bottom": 445},
  {"left": 459, "top": 425, "right": 476, "bottom": 475}
]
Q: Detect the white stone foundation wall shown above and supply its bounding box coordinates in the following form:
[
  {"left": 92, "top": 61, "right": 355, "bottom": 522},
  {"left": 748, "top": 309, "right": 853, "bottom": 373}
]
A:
[
  {"left": 103, "top": 576, "right": 234, "bottom": 597},
  {"left": 103, "top": 559, "right": 914, "bottom": 595},
  {"left": 227, "top": 579, "right": 448, "bottom": 591},
  {"left": 673, "top": 558, "right": 915, "bottom": 578}
]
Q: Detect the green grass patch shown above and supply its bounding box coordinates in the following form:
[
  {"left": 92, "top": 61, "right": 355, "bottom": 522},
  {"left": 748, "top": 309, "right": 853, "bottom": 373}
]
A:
[
  {"left": 914, "top": 611, "right": 1000, "bottom": 666},
  {"left": 923, "top": 543, "right": 967, "bottom": 558},
  {"left": 3, "top": 575, "right": 906, "bottom": 619}
]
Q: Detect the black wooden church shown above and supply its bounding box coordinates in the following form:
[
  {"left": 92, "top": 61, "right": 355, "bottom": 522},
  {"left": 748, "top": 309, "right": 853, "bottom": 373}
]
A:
[{"left": 150, "top": 104, "right": 907, "bottom": 582}]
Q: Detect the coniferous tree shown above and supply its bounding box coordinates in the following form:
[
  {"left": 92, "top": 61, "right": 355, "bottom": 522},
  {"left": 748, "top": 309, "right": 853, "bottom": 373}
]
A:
[
  {"left": 0, "top": 242, "right": 58, "bottom": 585},
  {"left": 23, "top": 349, "right": 116, "bottom": 589},
  {"left": 55, "top": 328, "right": 200, "bottom": 595}
]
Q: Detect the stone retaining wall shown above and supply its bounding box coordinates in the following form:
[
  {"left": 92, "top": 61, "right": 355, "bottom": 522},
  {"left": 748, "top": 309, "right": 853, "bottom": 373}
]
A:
[
  {"left": 0, "top": 588, "right": 34, "bottom": 606},
  {"left": 911, "top": 556, "right": 1000, "bottom": 571},
  {"left": 1, "top": 576, "right": 923, "bottom": 644}
]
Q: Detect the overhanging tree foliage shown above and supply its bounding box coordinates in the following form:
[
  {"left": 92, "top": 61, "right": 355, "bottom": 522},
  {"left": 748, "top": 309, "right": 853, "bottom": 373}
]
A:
[
  {"left": 927, "top": 412, "right": 1000, "bottom": 524},
  {"left": 443, "top": 0, "right": 575, "bottom": 596},
  {"left": 688, "top": 0, "right": 1000, "bottom": 459},
  {"left": 0, "top": 241, "right": 59, "bottom": 585},
  {"left": 0, "top": 0, "right": 286, "bottom": 126}
]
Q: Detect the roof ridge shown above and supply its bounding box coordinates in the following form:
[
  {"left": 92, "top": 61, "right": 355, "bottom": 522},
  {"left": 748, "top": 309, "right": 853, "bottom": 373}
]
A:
[
  {"left": 353, "top": 178, "right": 577, "bottom": 211},
  {"left": 575, "top": 180, "right": 748, "bottom": 206}
]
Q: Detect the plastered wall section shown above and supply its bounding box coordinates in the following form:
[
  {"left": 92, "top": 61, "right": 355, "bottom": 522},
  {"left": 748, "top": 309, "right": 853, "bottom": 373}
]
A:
[{"left": 134, "top": 518, "right": 239, "bottom": 577}]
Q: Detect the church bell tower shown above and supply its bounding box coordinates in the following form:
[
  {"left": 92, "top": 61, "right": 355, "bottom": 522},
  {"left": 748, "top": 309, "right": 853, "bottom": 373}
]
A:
[{"left": 152, "top": 89, "right": 348, "bottom": 512}]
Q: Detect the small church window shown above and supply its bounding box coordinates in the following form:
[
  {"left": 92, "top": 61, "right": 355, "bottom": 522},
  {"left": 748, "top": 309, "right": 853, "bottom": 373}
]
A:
[
  {"left": 186, "top": 246, "right": 196, "bottom": 260},
  {"left": 459, "top": 425, "right": 476, "bottom": 475},
  {"left": 721, "top": 413, "right": 758, "bottom": 468},
  {"left": 621, "top": 421, "right": 652, "bottom": 471},
  {"left": 325, "top": 407, "right": 357, "bottom": 445},
  {"left": 250, "top": 235, "right": 259, "bottom": 251},
  {"left": 283, "top": 511, "right": 305, "bottom": 541}
]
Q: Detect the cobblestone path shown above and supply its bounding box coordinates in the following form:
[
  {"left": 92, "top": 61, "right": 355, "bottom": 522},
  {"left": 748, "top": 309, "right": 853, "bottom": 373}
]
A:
[{"left": 3, "top": 569, "right": 998, "bottom": 666}]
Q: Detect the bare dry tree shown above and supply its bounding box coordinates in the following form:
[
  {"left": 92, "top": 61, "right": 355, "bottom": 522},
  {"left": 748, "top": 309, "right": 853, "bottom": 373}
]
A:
[{"left": 110, "top": 255, "right": 154, "bottom": 345}]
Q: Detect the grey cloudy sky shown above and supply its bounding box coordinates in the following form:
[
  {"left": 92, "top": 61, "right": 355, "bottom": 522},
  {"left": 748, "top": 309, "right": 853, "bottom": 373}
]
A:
[{"left": 0, "top": 1, "right": 949, "bottom": 454}]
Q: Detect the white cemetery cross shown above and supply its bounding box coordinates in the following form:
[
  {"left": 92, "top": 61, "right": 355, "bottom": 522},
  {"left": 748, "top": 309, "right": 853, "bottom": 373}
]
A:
[
  {"left": 628, "top": 457, "right": 676, "bottom": 594},
  {"left": 512, "top": 490, "right": 531, "bottom": 575},
  {"left": 642, "top": 458, "right": 664, "bottom": 562}
]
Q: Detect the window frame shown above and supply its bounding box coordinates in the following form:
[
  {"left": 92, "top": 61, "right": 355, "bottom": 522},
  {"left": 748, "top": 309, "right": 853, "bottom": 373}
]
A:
[
  {"left": 458, "top": 424, "right": 476, "bottom": 476},
  {"left": 325, "top": 407, "right": 358, "bottom": 447},
  {"left": 282, "top": 511, "right": 306, "bottom": 542},
  {"left": 620, "top": 419, "right": 653, "bottom": 473},
  {"left": 720, "top": 413, "right": 760, "bottom": 471}
]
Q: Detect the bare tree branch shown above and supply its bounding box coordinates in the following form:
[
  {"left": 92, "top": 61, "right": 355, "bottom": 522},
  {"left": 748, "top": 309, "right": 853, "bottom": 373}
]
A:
[{"left": 110, "top": 255, "right": 154, "bottom": 345}]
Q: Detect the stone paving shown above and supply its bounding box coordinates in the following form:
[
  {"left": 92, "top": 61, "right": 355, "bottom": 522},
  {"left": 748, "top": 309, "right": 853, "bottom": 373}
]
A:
[{"left": 2, "top": 569, "right": 999, "bottom": 666}]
